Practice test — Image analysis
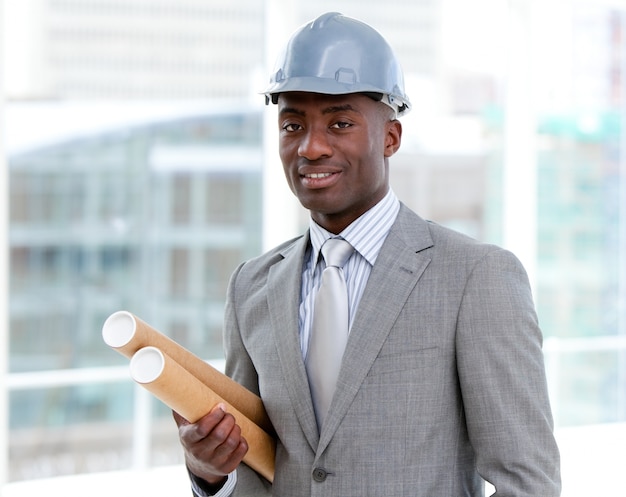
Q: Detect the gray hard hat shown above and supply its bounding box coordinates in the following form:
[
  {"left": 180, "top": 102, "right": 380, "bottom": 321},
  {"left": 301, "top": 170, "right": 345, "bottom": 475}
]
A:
[{"left": 263, "top": 12, "right": 411, "bottom": 116}]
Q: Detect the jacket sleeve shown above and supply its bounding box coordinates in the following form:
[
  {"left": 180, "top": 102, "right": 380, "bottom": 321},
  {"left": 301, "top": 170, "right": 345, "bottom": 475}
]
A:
[
  {"left": 221, "top": 262, "right": 273, "bottom": 497},
  {"left": 456, "top": 248, "right": 561, "bottom": 496}
]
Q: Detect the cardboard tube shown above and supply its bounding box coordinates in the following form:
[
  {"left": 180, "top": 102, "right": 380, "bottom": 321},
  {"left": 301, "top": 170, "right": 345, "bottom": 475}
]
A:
[
  {"left": 102, "top": 310, "right": 273, "bottom": 434},
  {"left": 130, "top": 346, "right": 275, "bottom": 483}
]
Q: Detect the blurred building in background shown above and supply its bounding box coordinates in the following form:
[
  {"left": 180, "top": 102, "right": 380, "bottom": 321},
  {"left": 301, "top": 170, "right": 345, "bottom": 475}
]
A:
[
  {"left": 533, "top": 4, "right": 626, "bottom": 425},
  {"left": 8, "top": 103, "right": 263, "bottom": 478},
  {"left": 7, "top": 0, "right": 265, "bottom": 99},
  {"left": 3, "top": 0, "right": 625, "bottom": 485}
]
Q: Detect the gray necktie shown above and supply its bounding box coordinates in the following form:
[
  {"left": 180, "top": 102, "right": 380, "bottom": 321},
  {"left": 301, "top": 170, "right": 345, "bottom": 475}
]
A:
[{"left": 306, "top": 238, "right": 355, "bottom": 429}]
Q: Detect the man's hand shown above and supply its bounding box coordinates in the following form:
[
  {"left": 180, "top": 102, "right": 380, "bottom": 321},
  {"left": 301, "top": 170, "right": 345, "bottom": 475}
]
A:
[{"left": 173, "top": 403, "right": 249, "bottom": 486}]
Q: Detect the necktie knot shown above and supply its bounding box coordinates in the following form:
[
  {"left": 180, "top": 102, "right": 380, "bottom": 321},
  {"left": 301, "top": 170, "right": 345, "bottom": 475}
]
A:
[{"left": 321, "top": 238, "right": 354, "bottom": 269}]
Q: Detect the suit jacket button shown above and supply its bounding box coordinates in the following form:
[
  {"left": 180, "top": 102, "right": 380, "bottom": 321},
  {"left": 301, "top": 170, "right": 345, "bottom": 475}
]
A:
[{"left": 312, "top": 467, "right": 328, "bottom": 482}]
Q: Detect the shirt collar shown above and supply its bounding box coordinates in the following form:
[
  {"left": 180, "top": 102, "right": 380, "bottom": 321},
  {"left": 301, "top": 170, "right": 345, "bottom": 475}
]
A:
[{"left": 309, "top": 189, "right": 400, "bottom": 267}]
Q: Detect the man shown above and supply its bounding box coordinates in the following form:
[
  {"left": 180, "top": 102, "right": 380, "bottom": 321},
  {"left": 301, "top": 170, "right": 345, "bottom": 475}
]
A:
[{"left": 175, "top": 12, "right": 561, "bottom": 496}]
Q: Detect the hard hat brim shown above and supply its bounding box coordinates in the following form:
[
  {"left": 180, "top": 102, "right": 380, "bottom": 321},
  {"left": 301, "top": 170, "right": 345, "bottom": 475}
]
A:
[{"left": 263, "top": 77, "right": 410, "bottom": 116}]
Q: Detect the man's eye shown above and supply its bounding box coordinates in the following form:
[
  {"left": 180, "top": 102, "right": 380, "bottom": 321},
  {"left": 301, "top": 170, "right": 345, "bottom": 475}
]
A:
[
  {"left": 282, "top": 123, "right": 302, "bottom": 132},
  {"left": 331, "top": 121, "right": 352, "bottom": 129}
]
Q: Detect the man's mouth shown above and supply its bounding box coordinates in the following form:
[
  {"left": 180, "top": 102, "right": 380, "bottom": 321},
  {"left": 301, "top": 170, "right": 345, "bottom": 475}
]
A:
[{"left": 300, "top": 170, "right": 341, "bottom": 189}]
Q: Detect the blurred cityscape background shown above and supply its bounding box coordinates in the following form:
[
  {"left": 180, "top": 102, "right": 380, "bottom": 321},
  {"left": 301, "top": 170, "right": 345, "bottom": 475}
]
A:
[{"left": 1, "top": 0, "right": 625, "bottom": 495}]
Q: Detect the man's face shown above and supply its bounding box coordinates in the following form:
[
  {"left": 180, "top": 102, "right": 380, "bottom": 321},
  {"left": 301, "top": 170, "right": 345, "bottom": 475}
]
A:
[{"left": 277, "top": 92, "right": 402, "bottom": 234}]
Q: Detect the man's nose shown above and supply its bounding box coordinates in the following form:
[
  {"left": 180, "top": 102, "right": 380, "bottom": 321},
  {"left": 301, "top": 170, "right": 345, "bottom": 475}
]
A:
[{"left": 298, "top": 127, "right": 333, "bottom": 160}]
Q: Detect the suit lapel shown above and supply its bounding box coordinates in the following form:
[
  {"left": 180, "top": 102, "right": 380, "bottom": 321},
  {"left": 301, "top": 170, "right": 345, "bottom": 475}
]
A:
[
  {"left": 267, "top": 232, "right": 320, "bottom": 451},
  {"left": 318, "top": 206, "right": 434, "bottom": 452}
]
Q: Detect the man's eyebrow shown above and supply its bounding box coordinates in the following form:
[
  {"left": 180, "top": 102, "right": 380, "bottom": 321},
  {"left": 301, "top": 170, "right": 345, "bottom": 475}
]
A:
[
  {"left": 279, "top": 107, "right": 305, "bottom": 117},
  {"left": 279, "top": 103, "right": 361, "bottom": 117},
  {"left": 322, "top": 104, "right": 360, "bottom": 115}
]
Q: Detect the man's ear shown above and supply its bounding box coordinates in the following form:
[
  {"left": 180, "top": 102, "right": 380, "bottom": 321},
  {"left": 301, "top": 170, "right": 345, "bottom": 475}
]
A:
[{"left": 384, "top": 119, "right": 402, "bottom": 157}]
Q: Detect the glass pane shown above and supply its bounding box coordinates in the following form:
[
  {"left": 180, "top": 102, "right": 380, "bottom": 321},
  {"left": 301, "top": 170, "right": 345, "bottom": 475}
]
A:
[{"left": 9, "top": 383, "right": 134, "bottom": 480}]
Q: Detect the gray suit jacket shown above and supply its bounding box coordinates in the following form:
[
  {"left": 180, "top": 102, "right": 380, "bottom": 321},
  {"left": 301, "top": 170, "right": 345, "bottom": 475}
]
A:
[{"left": 222, "top": 204, "right": 561, "bottom": 496}]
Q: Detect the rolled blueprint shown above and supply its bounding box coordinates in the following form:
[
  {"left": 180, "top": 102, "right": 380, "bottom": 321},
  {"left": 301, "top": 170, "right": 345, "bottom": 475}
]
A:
[
  {"left": 130, "top": 346, "right": 275, "bottom": 482},
  {"left": 102, "top": 310, "right": 273, "bottom": 434}
]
